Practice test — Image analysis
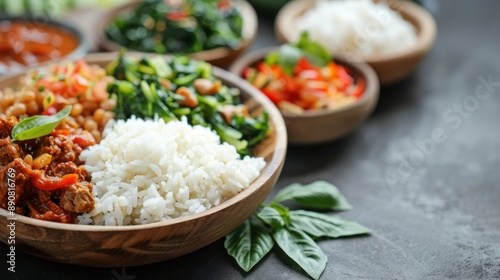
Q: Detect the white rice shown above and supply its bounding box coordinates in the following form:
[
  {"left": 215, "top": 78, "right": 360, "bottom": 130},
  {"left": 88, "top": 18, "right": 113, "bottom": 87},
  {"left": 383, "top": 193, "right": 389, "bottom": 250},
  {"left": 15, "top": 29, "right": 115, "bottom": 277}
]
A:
[
  {"left": 296, "top": 0, "right": 418, "bottom": 57},
  {"left": 77, "top": 117, "right": 266, "bottom": 226}
]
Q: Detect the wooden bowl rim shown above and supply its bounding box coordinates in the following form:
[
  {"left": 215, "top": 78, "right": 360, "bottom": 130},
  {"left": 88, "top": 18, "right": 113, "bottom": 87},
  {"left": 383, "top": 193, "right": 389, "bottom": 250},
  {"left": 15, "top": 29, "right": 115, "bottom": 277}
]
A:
[
  {"left": 228, "top": 47, "right": 380, "bottom": 119},
  {"left": 275, "top": 0, "right": 437, "bottom": 64},
  {"left": 97, "top": 0, "right": 258, "bottom": 61},
  {"left": 0, "top": 52, "right": 287, "bottom": 232}
]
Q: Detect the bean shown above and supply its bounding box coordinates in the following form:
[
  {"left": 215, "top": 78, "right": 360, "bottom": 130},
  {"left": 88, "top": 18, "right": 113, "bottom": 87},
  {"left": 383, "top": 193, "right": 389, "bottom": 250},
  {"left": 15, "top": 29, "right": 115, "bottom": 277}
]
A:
[
  {"left": 26, "top": 100, "right": 40, "bottom": 115},
  {"left": 82, "top": 101, "right": 98, "bottom": 112},
  {"left": 6, "top": 103, "right": 27, "bottom": 117},
  {"left": 101, "top": 112, "right": 114, "bottom": 127},
  {"left": 71, "top": 103, "right": 84, "bottom": 117},
  {"left": 91, "top": 129, "right": 101, "bottom": 143},
  {"left": 84, "top": 119, "right": 98, "bottom": 132},
  {"left": 19, "top": 91, "right": 36, "bottom": 103},
  {"left": 176, "top": 87, "right": 198, "bottom": 108},
  {"left": 100, "top": 99, "right": 116, "bottom": 111},
  {"left": 93, "top": 108, "right": 105, "bottom": 123},
  {"left": 1, "top": 92, "right": 15, "bottom": 109}
]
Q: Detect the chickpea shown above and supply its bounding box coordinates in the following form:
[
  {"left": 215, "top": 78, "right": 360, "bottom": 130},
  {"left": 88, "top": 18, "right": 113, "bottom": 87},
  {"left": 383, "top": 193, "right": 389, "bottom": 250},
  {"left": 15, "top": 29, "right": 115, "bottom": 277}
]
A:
[
  {"left": 0, "top": 92, "right": 15, "bottom": 109},
  {"left": 71, "top": 103, "right": 84, "bottom": 117},
  {"left": 101, "top": 112, "right": 115, "bottom": 127},
  {"left": 26, "top": 100, "right": 40, "bottom": 115},
  {"left": 82, "top": 101, "right": 98, "bottom": 112},
  {"left": 19, "top": 91, "right": 36, "bottom": 103},
  {"left": 93, "top": 108, "right": 105, "bottom": 123},
  {"left": 176, "top": 87, "right": 198, "bottom": 108},
  {"left": 84, "top": 119, "right": 98, "bottom": 132},
  {"left": 75, "top": 115, "right": 85, "bottom": 126},
  {"left": 91, "top": 129, "right": 101, "bottom": 143},
  {"left": 6, "top": 103, "right": 27, "bottom": 117},
  {"left": 100, "top": 99, "right": 116, "bottom": 111}
]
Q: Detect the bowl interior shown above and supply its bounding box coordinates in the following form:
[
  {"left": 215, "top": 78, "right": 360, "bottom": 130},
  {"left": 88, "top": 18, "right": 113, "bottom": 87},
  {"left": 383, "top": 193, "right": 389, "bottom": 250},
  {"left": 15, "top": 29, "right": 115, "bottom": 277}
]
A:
[
  {"left": 229, "top": 47, "right": 380, "bottom": 144},
  {"left": 275, "top": 0, "right": 437, "bottom": 64},
  {"left": 0, "top": 16, "right": 90, "bottom": 75},
  {"left": 0, "top": 52, "right": 287, "bottom": 266},
  {"left": 98, "top": 1, "right": 258, "bottom": 68}
]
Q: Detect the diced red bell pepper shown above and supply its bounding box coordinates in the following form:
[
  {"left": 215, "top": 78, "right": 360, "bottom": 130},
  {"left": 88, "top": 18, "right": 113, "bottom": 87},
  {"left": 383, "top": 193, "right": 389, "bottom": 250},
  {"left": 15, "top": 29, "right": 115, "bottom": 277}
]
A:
[{"left": 31, "top": 172, "right": 78, "bottom": 191}]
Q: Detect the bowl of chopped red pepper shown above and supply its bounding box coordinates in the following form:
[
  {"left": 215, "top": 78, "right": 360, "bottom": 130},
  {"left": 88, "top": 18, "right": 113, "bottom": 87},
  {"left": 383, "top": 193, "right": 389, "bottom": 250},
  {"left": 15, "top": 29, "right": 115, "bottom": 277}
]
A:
[{"left": 230, "top": 32, "right": 379, "bottom": 144}]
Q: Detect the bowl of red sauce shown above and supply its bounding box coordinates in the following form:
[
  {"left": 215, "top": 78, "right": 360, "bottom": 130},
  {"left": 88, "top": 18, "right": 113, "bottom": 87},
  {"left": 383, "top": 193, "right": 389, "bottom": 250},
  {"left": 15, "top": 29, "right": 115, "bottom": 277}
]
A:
[{"left": 0, "top": 16, "right": 89, "bottom": 75}]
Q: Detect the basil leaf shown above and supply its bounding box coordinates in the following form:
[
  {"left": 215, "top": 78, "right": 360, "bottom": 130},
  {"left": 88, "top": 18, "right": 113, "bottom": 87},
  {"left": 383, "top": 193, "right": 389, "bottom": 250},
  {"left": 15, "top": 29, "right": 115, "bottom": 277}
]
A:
[
  {"left": 296, "top": 32, "right": 331, "bottom": 67},
  {"left": 290, "top": 210, "right": 370, "bottom": 238},
  {"left": 273, "top": 181, "right": 352, "bottom": 211},
  {"left": 277, "top": 44, "right": 303, "bottom": 75},
  {"left": 257, "top": 206, "right": 285, "bottom": 229},
  {"left": 273, "top": 227, "right": 327, "bottom": 280},
  {"left": 11, "top": 106, "right": 72, "bottom": 141},
  {"left": 224, "top": 219, "right": 274, "bottom": 272}
]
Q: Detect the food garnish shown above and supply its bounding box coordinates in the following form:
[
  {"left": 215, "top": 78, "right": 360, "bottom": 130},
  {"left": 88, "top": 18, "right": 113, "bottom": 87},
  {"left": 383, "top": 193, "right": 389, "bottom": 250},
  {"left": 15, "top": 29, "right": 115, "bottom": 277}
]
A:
[
  {"left": 225, "top": 181, "right": 370, "bottom": 280},
  {"left": 11, "top": 106, "right": 71, "bottom": 141}
]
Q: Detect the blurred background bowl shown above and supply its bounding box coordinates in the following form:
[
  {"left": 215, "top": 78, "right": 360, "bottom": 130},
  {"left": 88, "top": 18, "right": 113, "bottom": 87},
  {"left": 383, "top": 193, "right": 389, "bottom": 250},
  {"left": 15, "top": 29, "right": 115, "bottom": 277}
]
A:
[
  {"left": 0, "top": 16, "right": 89, "bottom": 75},
  {"left": 0, "top": 52, "right": 287, "bottom": 267},
  {"left": 275, "top": 0, "right": 437, "bottom": 86},
  {"left": 98, "top": 1, "right": 258, "bottom": 68},
  {"left": 230, "top": 48, "right": 380, "bottom": 145}
]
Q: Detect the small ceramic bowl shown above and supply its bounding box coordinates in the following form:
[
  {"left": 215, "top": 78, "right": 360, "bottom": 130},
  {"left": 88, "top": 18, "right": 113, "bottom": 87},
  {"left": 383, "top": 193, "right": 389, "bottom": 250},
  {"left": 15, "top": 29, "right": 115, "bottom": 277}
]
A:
[
  {"left": 229, "top": 48, "right": 380, "bottom": 145},
  {"left": 0, "top": 52, "right": 287, "bottom": 267},
  {"left": 0, "top": 16, "right": 89, "bottom": 75},
  {"left": 98, "top": 1, "right": 258, "bottom": 68},
  {"left": 275, "top": 0, "right": 437, "bottom": 86}
]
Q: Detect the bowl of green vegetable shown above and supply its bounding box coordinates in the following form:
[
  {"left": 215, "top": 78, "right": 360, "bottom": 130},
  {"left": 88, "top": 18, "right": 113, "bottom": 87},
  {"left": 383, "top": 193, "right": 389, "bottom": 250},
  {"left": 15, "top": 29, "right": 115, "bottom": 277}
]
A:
[
  {"left": 99, "top": 0, "right": 258, "bottom": 68},
  {"left": 230, "top": 32, "right": 380, "bottom": 145}
]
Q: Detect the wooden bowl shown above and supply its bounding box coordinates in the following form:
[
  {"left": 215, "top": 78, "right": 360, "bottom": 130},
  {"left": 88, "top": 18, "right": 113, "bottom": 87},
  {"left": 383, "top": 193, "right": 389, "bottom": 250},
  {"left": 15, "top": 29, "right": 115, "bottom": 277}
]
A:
[
  {"left": 0, "top": 16, "right": 90, "bottom": 76},
  {"left": 229, "top": 48, "right": 379, "bottom": 145},
  {"left": 98, "top": 1, "right": 258, "bottom": 68},
  {"left": 275, "top": 0, "right": 437, "bottom": 86},
  {"left": 0, "top": 52, "right": 287, "bottom": 267}
]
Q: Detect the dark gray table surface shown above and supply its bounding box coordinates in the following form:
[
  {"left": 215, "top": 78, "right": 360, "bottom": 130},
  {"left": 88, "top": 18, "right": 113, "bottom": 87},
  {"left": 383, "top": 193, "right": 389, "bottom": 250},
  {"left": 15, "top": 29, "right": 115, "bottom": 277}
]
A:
[{"left": 3, "top": 0, "right": 500, "bottom": 279}]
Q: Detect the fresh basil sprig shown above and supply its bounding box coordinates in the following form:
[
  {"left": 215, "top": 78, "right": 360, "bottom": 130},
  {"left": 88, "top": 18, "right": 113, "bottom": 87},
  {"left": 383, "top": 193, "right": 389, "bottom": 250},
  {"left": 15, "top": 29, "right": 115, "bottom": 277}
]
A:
[
  {"left": 225, "top": 181, "right": 370, "bottom": 280},
  {"left": 11, "top": 106, "right": 72, "bottom": 141},
  {"left": 264, "top": 32, "right": 332, "bottom": 75}
]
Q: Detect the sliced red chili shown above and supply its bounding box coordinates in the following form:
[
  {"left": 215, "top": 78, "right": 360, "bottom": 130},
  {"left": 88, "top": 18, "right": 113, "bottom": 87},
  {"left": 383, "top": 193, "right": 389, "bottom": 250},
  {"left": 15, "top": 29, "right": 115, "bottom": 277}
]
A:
[{"left": 31, "top": 172, "right": 78, "bottom": 191}]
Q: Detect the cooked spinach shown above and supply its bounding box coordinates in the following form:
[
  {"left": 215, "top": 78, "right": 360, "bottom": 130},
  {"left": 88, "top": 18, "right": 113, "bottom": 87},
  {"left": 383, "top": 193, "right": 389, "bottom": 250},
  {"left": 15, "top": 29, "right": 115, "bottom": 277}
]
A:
[
  {"left": 106, "top": 52, "right": 268, "bottom": 156},
  {"left": 105, "top": 0, "right": 243, "bottom": 54}
]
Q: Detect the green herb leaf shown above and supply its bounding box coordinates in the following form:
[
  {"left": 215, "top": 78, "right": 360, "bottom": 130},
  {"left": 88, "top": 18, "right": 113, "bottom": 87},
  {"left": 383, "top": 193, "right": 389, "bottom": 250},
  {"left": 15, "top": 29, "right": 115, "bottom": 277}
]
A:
[
  {"left": 277, "top": 44, "right": 303, "bottom": 75},
  {"left": 273, "top": 227, "right": 327, "bottom": 280},
  {"left": 11, "top": 106, "right": 72, "bottom": 141},
  {"left": 257, "top": 206, "right": 285, "bottom": 229},
  {"left": 273, "top": 181, "right": 352, "bottom": 211},
  {"left": 296, "top": 32, "right": 331, "bottom": 67},
  {"left": 225, "top": 219, "right": 274, "bottom": 272},
  {"left": 290, "top": 210, "right": 370, "bottom": 239}
]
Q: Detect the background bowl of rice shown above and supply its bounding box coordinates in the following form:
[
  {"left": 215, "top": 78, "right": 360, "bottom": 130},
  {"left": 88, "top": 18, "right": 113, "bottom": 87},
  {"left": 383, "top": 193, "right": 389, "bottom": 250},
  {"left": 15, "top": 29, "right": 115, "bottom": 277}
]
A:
[
  {"left": 275, "top": 0, "right": 437, "bottom": 86},
  {"left": 0, "top": 52, "right": 287, "bottom": 267}
]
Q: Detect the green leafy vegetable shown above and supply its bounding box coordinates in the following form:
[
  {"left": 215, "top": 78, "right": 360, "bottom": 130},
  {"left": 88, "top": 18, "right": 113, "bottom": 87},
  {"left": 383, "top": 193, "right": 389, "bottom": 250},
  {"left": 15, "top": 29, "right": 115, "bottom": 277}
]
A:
[
  {"left": 224, "top": 220, "right": 274, "bottom": 272},
  {"left": 11, "top": 106, "right": 72, "bottom": 141},
  {"left": 106, "top": 54, "right": 269, "bottom": 156},
  {"left": 273, "top": 227, "right": 327, "bottom": 280},
  {"left": 273, "top": 181, "right": 352, "bottom": 211},
  {"left": 105, "top": 0, "right": 243, "bottom": 54},
  {"left": 225, "top": 180, "right": 370, "bottom": 279}
]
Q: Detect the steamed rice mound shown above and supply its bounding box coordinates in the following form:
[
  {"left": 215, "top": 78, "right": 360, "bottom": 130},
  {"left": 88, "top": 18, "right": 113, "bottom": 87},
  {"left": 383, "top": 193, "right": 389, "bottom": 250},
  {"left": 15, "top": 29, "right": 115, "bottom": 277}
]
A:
[{"left": 78, "top": 117, "right": 266, "bottom": 226}]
